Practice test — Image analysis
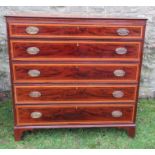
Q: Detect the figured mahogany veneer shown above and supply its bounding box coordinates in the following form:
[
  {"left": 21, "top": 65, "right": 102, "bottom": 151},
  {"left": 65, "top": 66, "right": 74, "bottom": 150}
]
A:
[
  {"left": 6, "top": 16, "right": 147, "bottom": 141},
  {"left": 16, "top": 104, "right": 134, "bottom": 126},
  {"left": 10, "top": 40, "right": 141, "bottom": 61},
  {"left": 13, "top": 63, "right": 139, "bottom": 83},
  {"left": 9, "top": 24, "right": 143, "bottom": 39},
  {"left": 14, "top": 85, "right": 137, "bottom": 104}
]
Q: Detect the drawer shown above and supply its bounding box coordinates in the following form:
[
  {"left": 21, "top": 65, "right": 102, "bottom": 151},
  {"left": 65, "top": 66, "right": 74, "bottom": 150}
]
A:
[
  {"left": 16, "top": 104, "right": 134, "bottom": 125},
  {"left": 10, "top": 40, "right": 141, "bottom": 61},
  {"left": 14, "top": 85, "right": 137, "bottom": 104},
  {"left": 13, "top": 64, "right": 139, "bottom": 83},
  {"left": 9, "top": 23, "right": 143, "bottom": 39}
]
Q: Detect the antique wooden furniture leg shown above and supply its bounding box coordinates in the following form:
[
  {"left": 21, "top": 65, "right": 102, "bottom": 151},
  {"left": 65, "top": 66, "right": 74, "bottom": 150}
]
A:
[
  {"left": 126, "top": 126, "right": 136, "bottom": 138},
  {"left": 14, "top": 128, "right": 25, "bottom": 141}
]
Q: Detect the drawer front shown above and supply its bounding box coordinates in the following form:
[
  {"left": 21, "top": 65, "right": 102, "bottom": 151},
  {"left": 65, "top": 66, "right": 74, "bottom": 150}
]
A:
[
  {"left": 10, "top": 40, "right": 141, "bottom": 61},
  {"left": 16, "top": 104, "right": 134, "bottom": 125},
  {"left": 14, "top": 85, "right": 137, "bottom": 104},
  {"left": 9, "top": 24, "right": 143, "bottom": 39},
  {"left": 13, "top": 64, "right": 139, "bottom": 83}
]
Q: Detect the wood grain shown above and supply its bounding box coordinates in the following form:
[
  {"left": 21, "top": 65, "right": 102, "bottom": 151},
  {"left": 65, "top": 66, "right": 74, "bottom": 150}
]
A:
[
  {"left": 14, "top": 85, "right": 137, "bottom": 104},
  {"left": 9, "top": 23, "right": 143, "bottom": 39},
  {"left": 13, "top": 63, "right": 139, "bottom": 83},
  {"left": 16, "top": 104, "right": 134, "bottom": 125},
  {"left": 10, "top": 40, "right": 141, "bottom": 61}
]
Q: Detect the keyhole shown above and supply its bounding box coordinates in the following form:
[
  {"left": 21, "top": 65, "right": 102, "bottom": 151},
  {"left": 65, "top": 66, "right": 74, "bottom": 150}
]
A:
[
  {"left": 75, "top": 66, "right": 79, "bottom": 69},
  {"left": 77, "top": 26, "right": 80, "bottom": 30},
  {"left": 77, "top": 43, "right": 79, "bottom": 47}
]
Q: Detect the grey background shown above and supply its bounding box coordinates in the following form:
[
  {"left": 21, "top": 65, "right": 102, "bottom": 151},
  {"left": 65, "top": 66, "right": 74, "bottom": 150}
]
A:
[{"left": 0, "top": 6, "right": 155, "bottom": 98}]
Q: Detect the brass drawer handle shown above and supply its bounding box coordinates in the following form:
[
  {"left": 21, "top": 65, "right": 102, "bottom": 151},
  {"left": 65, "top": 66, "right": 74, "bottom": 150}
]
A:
[
  {"left": 117, "top": 28, "right": 129, "bottom": 36},
  {"left": 28, "top": 69, "right": 40, "bottom": 77},
  {"left": 112, "top": 110, "right": 123, "bottom": 118},
  {"left": 26, "top": 47, "right": 40, "bottom": 55},
  {"left": 29, "top": 91, "right": 41, "bottom": 98},
  {"left": 115, "top": 47, "right": 127, "bottom": 55},
  {"left": 25, "top": 26, "right": 39, "bottom": 34},
  {"left": 31, "top": 112, "right": 42, "bottom": 119},
  {"left": 113, "top": 69, "right": 126, "bottom": 77},
  {"left": 112, "top": 90, "right": 124, "bottom": 98}
]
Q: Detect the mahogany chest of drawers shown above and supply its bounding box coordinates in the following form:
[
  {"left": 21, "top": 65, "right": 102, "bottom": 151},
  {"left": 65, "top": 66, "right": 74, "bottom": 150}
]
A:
[{"left": 6, "top": 15, "right": 147, "bottom": 141}]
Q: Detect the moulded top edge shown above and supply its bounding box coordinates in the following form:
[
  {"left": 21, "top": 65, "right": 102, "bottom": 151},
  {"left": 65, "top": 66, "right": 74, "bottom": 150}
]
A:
[{"left": 4, "top": 14, "right": 148, "bottom": 20}]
